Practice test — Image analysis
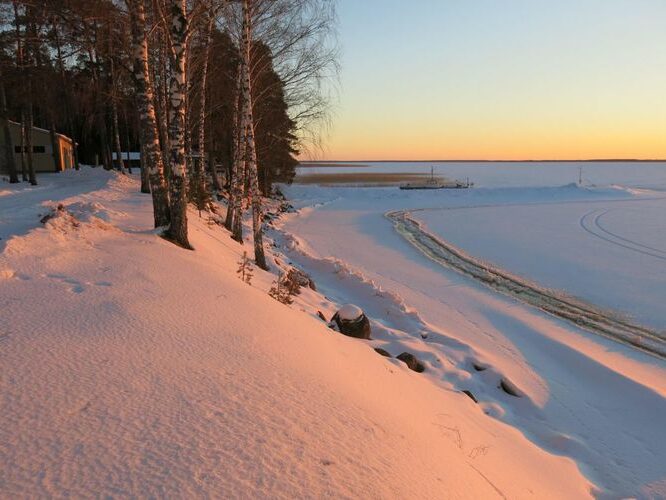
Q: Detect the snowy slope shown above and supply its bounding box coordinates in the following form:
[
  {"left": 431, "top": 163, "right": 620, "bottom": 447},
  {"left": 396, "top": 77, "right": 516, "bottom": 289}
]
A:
[
  {"left": 0, "top": 169, "right": 592, "bottom": 498},
  {"left": 280, "top": 180, "right": 666, "bottom": 499}
]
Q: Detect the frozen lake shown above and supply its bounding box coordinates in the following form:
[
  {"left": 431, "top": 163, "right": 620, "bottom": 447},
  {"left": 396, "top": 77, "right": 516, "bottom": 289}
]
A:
[
  {"left": 295, "top": 161, "right": 666, "bottom": 328},
  {"left": 297, "top": 160, "right": 666, "bottom": 189}
]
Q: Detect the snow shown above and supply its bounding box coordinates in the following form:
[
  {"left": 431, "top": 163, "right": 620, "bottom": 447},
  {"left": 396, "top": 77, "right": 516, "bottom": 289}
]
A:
[
  {"left": 412, "top": 194, "right": 666, "bottom": 329},
  {"left": 0, "top": 168, "right": 594, "bottom": 498},
  {"left": 280, "top": 162, "right": 666, "bottom": 498},
  {"left": 337, "top": 303, "right": 363, "bottom": 320}
]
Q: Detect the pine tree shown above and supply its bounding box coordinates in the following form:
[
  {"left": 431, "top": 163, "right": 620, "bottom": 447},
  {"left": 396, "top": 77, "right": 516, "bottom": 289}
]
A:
[
  {"left": 268, "top": 270, "right": 294, "bottom": 305},
  {"left": 236, "top": 251, "right": 254, "bottom": 284}
]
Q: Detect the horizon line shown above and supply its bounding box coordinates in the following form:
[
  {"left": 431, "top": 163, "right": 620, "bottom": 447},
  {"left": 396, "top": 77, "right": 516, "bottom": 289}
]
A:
[{"left": 299, "top": 158, "right": 666, "bottom": 164}]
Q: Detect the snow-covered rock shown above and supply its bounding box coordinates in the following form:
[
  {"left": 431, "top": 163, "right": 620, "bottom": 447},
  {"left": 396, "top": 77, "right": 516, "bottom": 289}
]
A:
[
  {"left": 330, "top": 304, "right": 371, "bottom": 339},
  {"left": 337, "top": 303, "right": 363, "bottom": 321}
]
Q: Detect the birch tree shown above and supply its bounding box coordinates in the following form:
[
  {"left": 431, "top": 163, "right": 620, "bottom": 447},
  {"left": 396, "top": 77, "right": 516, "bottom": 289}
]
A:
[
  {"left": 225, "top": 65, "right": 243, "bottom": 240},
  {"left": 127, "top": 0, "right": 170, "bottom": 227},
  {"left": 165, "top": 0, "right": 191, "bottom": 249},
  {"left": 240, "top": 0, "right": 267, "bottom": 269},
  {"left": 192, "top": 2, "right": 214, "bottom": 201}
]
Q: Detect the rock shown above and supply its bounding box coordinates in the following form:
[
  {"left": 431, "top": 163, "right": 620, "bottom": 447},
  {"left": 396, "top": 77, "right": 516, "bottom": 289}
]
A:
[
  {"left": 337, "top": 304, "right": 363, "bottom": 320},
  {"left": 461, "top": 390, "right": 478, "bottom": 403},
  {"left": 499, "top": 377, "right": 522, "bottom": 397},
  {"left": 472, "top": 362, "right": 487, "bottom": 372},
  {"left": 374, "top": 348, "right": 392, "bottom": 357},
  {"left": 316, "top": 310, "right": 327, "bottom": 322},
  {"left": 396, "top": 352, "right": 425, "bottom": 373},
  {"left": 330, "top": 304, "right": 371, "bottom": 339}
]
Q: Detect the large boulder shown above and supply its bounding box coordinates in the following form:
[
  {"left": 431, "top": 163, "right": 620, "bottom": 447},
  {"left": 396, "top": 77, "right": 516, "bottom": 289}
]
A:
[{"left": 329, "top": 304, "right": 371, "bottom": 339}]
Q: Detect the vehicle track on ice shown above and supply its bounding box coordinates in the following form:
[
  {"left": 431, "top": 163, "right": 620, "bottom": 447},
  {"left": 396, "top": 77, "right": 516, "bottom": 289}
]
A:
[
  {"left": 580, "top": 209, "right": 666, "bottom": 261},
  {"left": 387, "top": 209, "right": 666, "bottom": 359}
]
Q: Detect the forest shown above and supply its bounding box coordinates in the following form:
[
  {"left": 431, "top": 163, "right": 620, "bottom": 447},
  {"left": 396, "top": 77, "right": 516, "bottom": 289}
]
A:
[{"left": 0, "top": 0, "right": 337, "bottom": 263}]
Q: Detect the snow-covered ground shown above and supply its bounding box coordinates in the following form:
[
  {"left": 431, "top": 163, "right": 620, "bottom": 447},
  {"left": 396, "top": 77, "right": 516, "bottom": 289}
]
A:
[
  {"left": 281, "top": 161, "right": 666, "bottom": 498},
  {"left": 0, "top": 168, "right": 598, "bottom": 498}
]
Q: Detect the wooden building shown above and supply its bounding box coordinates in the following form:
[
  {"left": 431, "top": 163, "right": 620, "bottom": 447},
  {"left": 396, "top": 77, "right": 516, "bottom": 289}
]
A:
[{"left": 0, "top": 120, "right": 75, "bottom": 174}]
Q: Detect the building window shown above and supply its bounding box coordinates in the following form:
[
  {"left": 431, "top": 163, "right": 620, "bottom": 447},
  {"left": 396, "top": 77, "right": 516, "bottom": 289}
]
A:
[{"left": 33, "top": 145, "right": 46, "bottom": 154}]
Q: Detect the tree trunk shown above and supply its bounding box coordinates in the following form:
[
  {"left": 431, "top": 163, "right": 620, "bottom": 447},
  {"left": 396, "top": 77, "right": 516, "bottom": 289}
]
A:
[
  {"left": 110, "top": 55, "right": 126, "bottom": 173},
  {"left": 0, "top": 72, "right": 18, "bottom": 183},
  {"left": 128, "top": 0, "right": 170, "bottom": 227},
  {"left": 25, "top": 88, "right": 36, "bottom": 185},
  {"left": 49, "top": 115, "right": 61, "bottom": 172},
  {"left": 124, "top": 108, "right": 133, "bottom": 175},
  {"left": 165, "top": 0, "right": 191, "bottom": 249},
  {"left": 13, "top": 1, "right": 27, "bottom": 182},
  {"left": 140, "top": 139, "right": 150, "bottom": 193},
  {"left": 19, "top": 110, "right": 27, "bottom": 181},
  {"left": 241, "top": 0, "right": 267, "bottom": 269},
  {"left": 111, "top": 96, "right": 125, "bottom": 173},
  {"left": 52, "top": 22, "right": 79, "bottom": 171},
  {"left": 158, "top": 36, "right": 171, "bottom": 176},
  {"left": 231, "top": 117, "right": 246, "bottom": 243},
  {"left": 194, "top": 8, "right": 214, "bottom": 200},
  {"left": 225, "top": 65, "right": 243, "bottom": 235}
]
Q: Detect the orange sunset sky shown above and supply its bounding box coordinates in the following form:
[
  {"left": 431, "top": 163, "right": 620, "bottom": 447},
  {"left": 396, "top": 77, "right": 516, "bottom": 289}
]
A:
[{"left": 306, "top": 0, "right": 666, "bottom": 161}]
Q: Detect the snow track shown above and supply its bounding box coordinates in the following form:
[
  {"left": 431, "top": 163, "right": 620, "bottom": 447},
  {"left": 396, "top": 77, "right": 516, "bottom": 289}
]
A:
[
  {"left": 580, "top": 209, "right": 666, "bottom": 261},
  {"left": 387, "top": 210, "right": 666, "bottom": 359}
]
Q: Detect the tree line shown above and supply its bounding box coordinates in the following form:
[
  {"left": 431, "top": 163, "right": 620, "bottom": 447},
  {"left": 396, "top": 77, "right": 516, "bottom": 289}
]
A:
[{"left": 0, "top": 0, "right": 337, "bottom": 265}]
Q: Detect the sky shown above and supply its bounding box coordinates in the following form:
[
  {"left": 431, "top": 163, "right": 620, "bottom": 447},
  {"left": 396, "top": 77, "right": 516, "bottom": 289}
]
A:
[{"left": 310, "top": 0, "right": 666, "bottom": 161}]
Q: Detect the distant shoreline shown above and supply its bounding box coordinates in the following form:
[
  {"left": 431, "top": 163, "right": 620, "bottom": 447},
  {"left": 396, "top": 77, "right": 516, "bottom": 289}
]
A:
[{"left": 299, "top": 159, "right": 666, "bottom": 164}]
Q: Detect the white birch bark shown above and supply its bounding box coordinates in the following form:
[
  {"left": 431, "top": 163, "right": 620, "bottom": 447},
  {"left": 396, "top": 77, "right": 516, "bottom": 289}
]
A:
[
  {"left": 111, "top": 57, "right": 126, "bottom": 174},
  {"left": 225, "top": 65, "right": 243, "bottom": 238},
  {"left": 127, "top": 0, "right": 170, "bottom": 227},
  {"left": 194, "top": 7, "right": 214, "bottom": 198},
  {"left": 240, "top": 0, "right": 267, "bottom": 269},
  {"left": 165, "top": 0, "right": 191, "bottom": 248}
]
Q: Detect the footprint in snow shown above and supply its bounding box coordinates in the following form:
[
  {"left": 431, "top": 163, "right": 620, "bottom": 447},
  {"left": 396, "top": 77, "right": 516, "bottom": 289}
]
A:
[{"left": 44, "top": 273, "right": 112, "bottom": 294}]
